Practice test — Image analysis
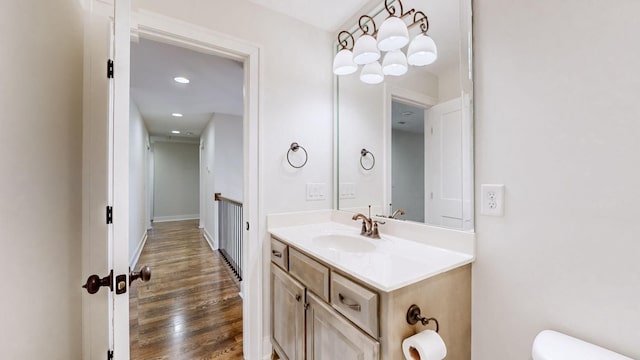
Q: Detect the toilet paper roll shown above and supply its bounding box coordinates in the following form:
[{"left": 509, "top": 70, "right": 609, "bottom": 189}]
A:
[{"left": 402, "top": 329, "right": 447, "bottom": 360}]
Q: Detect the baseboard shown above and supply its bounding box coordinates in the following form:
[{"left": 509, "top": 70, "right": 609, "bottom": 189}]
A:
[
  {"left": 203, "top": 227, "right": 217, "bottom": 251},
  {"left": 129, "top": 232, "right": 148, "bottom": 269},
  {"left": 152, "top": 214, "right": 199, "bottom": 223}
]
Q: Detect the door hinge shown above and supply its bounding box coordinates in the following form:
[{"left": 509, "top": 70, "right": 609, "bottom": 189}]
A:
[
  {"left": 107, "top": 349, "right": 114, "bottom": 360},
  {"left": 430, "top": 192, "right": 434, "bottom": 200},
  {"left": 106, "top": 206, "right": 113, "bottom": 224},
  {"left": 107, "top": 59, "right": 114, "bottom": 78},
  {"left": 430, "top": 127, "right": 434, "bottom": 135}
]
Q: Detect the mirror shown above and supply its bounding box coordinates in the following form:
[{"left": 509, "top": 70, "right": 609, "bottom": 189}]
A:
[{"left": 336, "top": 0, "right": 473, "bottom": 230}]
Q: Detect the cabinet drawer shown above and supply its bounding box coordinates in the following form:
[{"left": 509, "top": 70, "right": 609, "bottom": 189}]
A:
[
  {"left": 271, "top": 238, "right": 289, "bottom": 270},
  {"left": 289, "top": 248, "right": 330, "bottom": 302},
  {"left": 330, "top": 272, "right": 379, "bottom": 338}
]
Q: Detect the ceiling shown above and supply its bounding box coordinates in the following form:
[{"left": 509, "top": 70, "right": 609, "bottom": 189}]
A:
[
  {"left": 392, "top": 101, "right": 424, "bottom": 134},
  {"left": 247, "top": 0, "right": 373, "bottom": 31},
  {"left": 130, "top": 38, "right": 244, "bottom": 138}
]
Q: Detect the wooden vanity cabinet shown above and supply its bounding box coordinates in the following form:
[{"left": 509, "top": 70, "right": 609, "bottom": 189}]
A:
[
  {"left": 271, "top": 264, "right": 305, "bottom": 360},
  {"left": 306, "top": 292, "right": 379, "bottom": 360},
  {"left": 270, "top": 236, "right": 471, "bottom": 360},
  {"left": 271, "top": 237, "right": 380, "bottom": 360}
]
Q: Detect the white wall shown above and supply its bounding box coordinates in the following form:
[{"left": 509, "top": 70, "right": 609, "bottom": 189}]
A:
[
  {"left": 129, "top": 99, "right": 149, "bottom": 266},
  {"left": 0, "top": 1, "right": 83, "bottom": 358},
  {"left": 392, "top": 129, "right": 425, "bottom": 222},
  {"left": 152, "top": 141, "right": 200, "bottom": 221},
  {"left": 473, "top": 0, "right": 640, "bottom": 358},
  {"left": 201, "top": 113, "right": 244, "bottom": 248},
  {"left": 214, "top": 114, "right": 244, "bottom": 202},
  {"left": 437, "top": 65, "right": 461, "bottom": 103},
  {"left": 201, "top": 117, "right": 216, "bottom": 244}
]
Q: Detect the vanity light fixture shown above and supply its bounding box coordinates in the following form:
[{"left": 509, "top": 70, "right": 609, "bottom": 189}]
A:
[
  {"left": 171, "top": 113, "right": 183, "bottom": 117},
  {"left": 333, "top": 0, "right": 437, "bottom": 84},
  {"left": 173, "top": 76, "right": 190, "bottom": 84}
]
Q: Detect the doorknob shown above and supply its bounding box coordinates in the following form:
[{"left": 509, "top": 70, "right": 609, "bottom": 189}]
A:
[
  {"left": 129, "top": 265, "right": 151, "bottom": 285},
  {"left": 82, "top": 270, "right": 113, "bottom": 294}
]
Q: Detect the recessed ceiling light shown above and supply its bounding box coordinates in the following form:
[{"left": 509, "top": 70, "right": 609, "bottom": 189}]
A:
[
  {"left": 171, "top": 130, "right": 181, "bottom": 134},
  {"left": 398, "top": 121, "right": 406, "bottom": 125},
  {"left": 172, "top": 113, "right": 183, "bottom": 117},
  {"left": 402, "top": 111, "right": 414, "bottom": 116},
  {"left": 174, "top": 77, "right": 190, "bottom": 84}
]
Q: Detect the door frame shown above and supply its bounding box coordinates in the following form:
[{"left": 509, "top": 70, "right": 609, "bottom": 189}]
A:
[
  {"left": 83, "top": 3, "right": 263, "bottom": 359},
  {"left": 132, "top": 11, "right": 263, "bottom": 360},
  {"left": 382, "top": 85, "right": 437, "bottom": 210}
]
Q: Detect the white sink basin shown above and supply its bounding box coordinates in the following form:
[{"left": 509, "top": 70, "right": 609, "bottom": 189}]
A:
[{"left": 311, "top": 234, "right": 376, "bottom": 253}]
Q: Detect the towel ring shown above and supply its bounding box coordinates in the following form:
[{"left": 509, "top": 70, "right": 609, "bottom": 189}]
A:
[
  {"left": 287, "top": 142, "right": 308, "bottom": 169},
  {"left": 360, "top": 148, "right": 375, "bottom": 171}
]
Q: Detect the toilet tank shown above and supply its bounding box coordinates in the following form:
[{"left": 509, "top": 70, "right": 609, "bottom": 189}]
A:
[{"left": 532, "top": 330, "right": 633, "bottom": 360}]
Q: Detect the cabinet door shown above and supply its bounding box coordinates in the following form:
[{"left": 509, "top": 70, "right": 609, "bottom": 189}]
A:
[
  {"left": 271, "top": 264, "right": 305, "bottom": 360},
  {"left": 306, "top": 292, "right": 380, "bottom": 360}
]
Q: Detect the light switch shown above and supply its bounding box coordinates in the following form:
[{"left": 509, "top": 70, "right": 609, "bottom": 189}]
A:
[
  {"left": 340, "top": 183, "right": 356, "bottom": 199},
  {"left": 306, "top": 183, "right": 326, "bottom": 201}
]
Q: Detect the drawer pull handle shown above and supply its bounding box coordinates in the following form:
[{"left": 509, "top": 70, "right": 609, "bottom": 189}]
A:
[
  {"left": 338, "top": 293, "right": 361, "bottom": 312},
  {"left": 272, "top": 250, "right": 283, "bottom": 258}
]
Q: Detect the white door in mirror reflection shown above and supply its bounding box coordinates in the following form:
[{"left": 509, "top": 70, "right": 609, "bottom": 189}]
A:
[{"left": 426, "top": 98, "right": 465, "bottom": 229}]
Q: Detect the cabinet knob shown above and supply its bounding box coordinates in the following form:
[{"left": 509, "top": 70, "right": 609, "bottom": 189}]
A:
[{"left": 295, "top": 294, "right": 301, "bottom": 302}]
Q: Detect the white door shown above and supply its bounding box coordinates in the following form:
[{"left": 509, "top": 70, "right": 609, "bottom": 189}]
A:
[
  {"left": 81, "top": 0, "right": 131, "bottom": 359},
  {"left": 425, "top": 97, "right": 464, "bottom": 229}
]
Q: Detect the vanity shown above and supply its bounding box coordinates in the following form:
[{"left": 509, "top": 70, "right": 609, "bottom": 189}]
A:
[{"left": 268, "top": 214, "right": 474, "bottom": 360}]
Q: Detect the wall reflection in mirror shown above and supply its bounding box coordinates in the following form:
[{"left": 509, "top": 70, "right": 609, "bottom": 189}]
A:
[{"left": 336, "top": 0, "right": 473, "bottom": 231}]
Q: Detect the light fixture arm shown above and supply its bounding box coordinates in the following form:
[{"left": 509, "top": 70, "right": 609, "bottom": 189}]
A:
[
  {"left": 384, "top": 0, "right": 414, "bottom": 19},
  {"left": 411, "top": 11, "right": 430, "bottom": 34},
  {"left": 337, "top": 30, "right": 355, "bottom": 50},
  {"left": 358, "top": 15, "right": 378, "bottom": 36}
]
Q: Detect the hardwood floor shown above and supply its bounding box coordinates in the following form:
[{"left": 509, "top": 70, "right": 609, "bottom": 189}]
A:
[{"left": 130, "top": 220, "right": 243, "bottom": 360}]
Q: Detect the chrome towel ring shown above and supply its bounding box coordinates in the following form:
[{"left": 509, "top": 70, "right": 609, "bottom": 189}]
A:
[
  {"left": 287, "top": 142, "right": 308, "bottom": 168},
  {"left": 360, "top": 148, "right": 375, "bottom": 170}
]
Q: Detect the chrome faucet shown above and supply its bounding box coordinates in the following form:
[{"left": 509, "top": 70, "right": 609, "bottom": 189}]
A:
[{"left": 352, "top": 205, "right": 385, "bottom": 239}]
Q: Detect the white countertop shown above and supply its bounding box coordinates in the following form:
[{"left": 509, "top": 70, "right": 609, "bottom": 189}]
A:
[{"left": 269, "top": 222, "right": 473, "bottom": 292}]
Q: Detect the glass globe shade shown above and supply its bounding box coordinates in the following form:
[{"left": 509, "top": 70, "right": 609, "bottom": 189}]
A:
[
  {"left": 360, "top": 61, "right": 384, "bottom": 84},
  {"left": 377, "top": 16, "right": 410, "bottom": 52},
  {"left": 353, "top": 35, "right": 380, "bottom": 65},
  {"left": 407, "top": 34, "right": 438, "bottom": 66},
  {"left": 382, "top": 50, "right": 408, "bottom": 76},
  {"left": 333, "top": 49, "right": 357, "bottom": 75}
]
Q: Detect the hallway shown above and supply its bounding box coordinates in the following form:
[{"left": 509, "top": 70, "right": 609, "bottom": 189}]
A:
[{"left": 130, "top": 220, "right": 243, "bottom": 359}]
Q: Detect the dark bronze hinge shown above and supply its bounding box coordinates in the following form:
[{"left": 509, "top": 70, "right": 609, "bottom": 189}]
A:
[
  {"left": 107, "top": 349, "right": 114, "bottom": 360},
  {"left": 106, "top": 206, "right": 113, "bottom": 224},
  {"left": 107, "top": 59, "right": 114, "bottom": 78}
]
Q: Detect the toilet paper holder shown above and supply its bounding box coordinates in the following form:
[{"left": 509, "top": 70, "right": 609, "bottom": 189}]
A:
[{"left": 406, "top": 304, "right": 440, "bottom": 333}]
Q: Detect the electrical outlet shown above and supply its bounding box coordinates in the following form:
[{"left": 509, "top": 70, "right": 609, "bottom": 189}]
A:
[
  {"left": 306, "top": 183, "right": 326, "bottom": 201},
  {"left": 481, "top": 184, "right": 505, "bottom": 216}
]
